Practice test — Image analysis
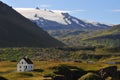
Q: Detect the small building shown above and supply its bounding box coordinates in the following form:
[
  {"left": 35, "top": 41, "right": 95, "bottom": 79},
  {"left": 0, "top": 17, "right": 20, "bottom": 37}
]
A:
[
  {"left": 87, "top": 60, "right": 94, "bottom": 64},
  {"left": 107, "top": 61, "right": 116, "bottom": 64},
  {"left": 17, "top": 57, "right": 33, "bottom": 72}
]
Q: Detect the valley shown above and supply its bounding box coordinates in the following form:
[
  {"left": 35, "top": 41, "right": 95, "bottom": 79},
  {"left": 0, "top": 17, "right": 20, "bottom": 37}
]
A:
[{"left": 0, "top": 1, "right": 120, "bottom": 80}]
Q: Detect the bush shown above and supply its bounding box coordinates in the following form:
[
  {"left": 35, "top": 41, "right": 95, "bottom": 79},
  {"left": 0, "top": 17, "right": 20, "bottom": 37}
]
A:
[
  {"left": 33, "top": 69, "right": 44, "bottom": 72},
  {"left": 17, "top": 73, "right": 33, "bottom": 77},
  {"left": 43, "top": 73, "right": 55, "bottom": 78},
  {"left": 0, "top": 76, "right": 8, "bottom": 80},
  {"left": 10, "top": 60, "right": 17, "bottom": 62}
]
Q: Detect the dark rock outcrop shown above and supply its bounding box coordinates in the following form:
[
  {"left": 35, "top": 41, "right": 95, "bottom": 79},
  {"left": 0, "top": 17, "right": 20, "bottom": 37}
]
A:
[
  {"left": 0, "top": 76, "right": 8, "bottom": 80},
  {"left": 48, "top": 65, "right": 120, "bottom": 80},
  {"left": 51, "top": 65, "right": 86, "bottom": 80},
  {"left": 98, "top": 66, "right": 119, "bottom": 80},
  {"left": 79, "top": 72, "right": 102, "bottom": 80}
]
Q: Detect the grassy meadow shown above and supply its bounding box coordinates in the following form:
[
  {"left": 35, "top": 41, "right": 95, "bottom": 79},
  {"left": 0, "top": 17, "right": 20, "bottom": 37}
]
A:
[
  {"left": 0, "top": 47, "right": 120, "bottom": 80},
  {"left": 0, "top": 60, "right": 120, "bottom": 80}
]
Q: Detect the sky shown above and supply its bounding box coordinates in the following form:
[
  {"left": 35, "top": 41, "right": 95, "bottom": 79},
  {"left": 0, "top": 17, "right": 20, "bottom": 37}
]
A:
[{"left": 1, "top": 0, "right": 120, "bottom": 24}]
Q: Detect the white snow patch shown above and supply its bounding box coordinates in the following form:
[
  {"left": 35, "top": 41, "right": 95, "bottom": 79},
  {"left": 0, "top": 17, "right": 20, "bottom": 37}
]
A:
[
  {"left": 64, "top": 18, "right": 71, "bottom": 24},
  {"left": 72, "top": 19, "right": 79, "bottom": 24},
  {"left": 15, "top": 8, "right": 69, "bottom": 25}
]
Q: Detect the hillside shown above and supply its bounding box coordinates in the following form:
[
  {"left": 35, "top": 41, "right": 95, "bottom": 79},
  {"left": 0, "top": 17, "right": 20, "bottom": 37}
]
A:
[
  {"left": 84, "top": 25, "right": 120, "bottom": 47},
  {"left": 82, "top": 24, "right": 120, "bottom": 39},
  {"left": 52, "top": 25, "right": 120, "bottom": 47},
  {"left": 0, "top": 1, "right": 64, "bottom": 47}
]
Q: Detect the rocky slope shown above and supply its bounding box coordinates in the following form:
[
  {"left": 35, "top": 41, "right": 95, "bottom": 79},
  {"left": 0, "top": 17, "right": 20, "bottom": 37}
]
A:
[{"left": 0, "top": 1, "right": 64, "bottom": 47}]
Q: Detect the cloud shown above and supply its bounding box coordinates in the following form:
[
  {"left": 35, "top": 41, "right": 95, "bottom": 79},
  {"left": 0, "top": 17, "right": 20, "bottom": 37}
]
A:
[
  {"left": 52, "top": 10, "right": 71, "bottom": 13},
  {"left": 112, "top": 9, "right": 120, "bottom": 12},
  {"left": 53, "top": 9, "right": 86, "bottom": 13},
  {"left": 71, "top": 9, "right": 86, "bottom": 13},
  {"left": 39, "top": 4, "right": 51, "bottom": 8}
]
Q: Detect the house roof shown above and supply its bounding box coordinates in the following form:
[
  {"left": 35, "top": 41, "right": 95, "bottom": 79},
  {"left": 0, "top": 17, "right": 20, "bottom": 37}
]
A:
[{"left": 23, "top": 57, "right": 33, "bottom": 64}]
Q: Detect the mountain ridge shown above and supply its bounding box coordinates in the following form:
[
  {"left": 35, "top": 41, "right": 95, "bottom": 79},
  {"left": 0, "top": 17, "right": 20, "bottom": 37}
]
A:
[
  {"left": 0, "top": 1, "right": 64, "bottom": 47},
  {"left": 15, "top": 8, "right": 112, "bottom": 30}
]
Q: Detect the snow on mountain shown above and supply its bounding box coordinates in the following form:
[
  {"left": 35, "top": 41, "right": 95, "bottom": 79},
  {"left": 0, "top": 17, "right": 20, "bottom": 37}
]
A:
[
  {"left": 15, "top": 8, "right": 111, "bottom": 30},
  {"left": 15, "top": 8, "right": 68, "bottom": 25}
]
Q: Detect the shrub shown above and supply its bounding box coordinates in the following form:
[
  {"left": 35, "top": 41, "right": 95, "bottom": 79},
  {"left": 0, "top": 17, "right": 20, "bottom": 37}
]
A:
[
  {"left": 10, "top": 60, "right": 17, "bottom": 62},
  {"left": 33, "top": 69, "right": 44, "bottom": 72},
  {"left": 43, "top": 73, "right": 56, "bottom": 78},
  {"left": 0, "top": 76, "right": 8, "bottom": 80},
  {"left": 17, "top": 73, "right": 33, "bottom": 77}
]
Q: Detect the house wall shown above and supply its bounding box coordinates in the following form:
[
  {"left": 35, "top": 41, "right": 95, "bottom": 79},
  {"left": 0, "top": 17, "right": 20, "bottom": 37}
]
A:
[{"left": 17, "top": 59, "right": 33, "bottom": 72}]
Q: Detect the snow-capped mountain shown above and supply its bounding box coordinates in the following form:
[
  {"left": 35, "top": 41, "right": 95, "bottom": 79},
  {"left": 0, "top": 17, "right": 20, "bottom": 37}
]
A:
[{"left": 15, "top": 8, "right": 111, "bottom": 30}]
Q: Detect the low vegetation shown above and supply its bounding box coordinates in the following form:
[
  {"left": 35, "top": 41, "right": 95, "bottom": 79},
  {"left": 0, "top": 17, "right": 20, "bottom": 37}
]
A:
[
  {"left": 0, "top": 46, "right": 120, "bottom": 61},
  {"left": 49, "top": 25, "right": 120, "bottom": 47},
  {"left": 0, "top": 61, "right": 119, "bottom": 80}
]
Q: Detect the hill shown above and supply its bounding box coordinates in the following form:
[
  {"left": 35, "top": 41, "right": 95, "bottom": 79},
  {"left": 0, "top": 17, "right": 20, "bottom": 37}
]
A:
[
  {"left": 83, "top": 24, "right": 120, "bottom": 39},
  {"left": 51, "top": 25, "right": 120, "bottom": 47},
  {"left": 0, "top": 1, "right": 64, "bottom": 47},
  {"left": 84, "top": 25, "right": 120, "bottom": 47}
]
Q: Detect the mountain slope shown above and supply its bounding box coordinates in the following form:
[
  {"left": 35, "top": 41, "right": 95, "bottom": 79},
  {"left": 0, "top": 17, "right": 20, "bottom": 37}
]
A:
[
  {"left": 15, "top": 8, "right": 111, "bottom": 30},
  {"left": 57, "top": 25, "right": 120, "bottom": 47},
  {"left": 0, "top": 1, "right": 64, "bottom": 47},
  {"left": 84, "top": 25, "right": 120, "bottom": 47},
  {"left": 83, "top": 25, "right": 120, "bottom": 39}
]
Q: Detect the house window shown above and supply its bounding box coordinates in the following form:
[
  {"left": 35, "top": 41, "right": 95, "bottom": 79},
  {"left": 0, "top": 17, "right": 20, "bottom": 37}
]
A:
[
  {"left": 19, "top": 66, "right": 21, "bottom": 68},
  {"left": 24, "top": 66, "right": 27, "bottom": 68},
  {"left": 21, "top": 62, "right": 23, "bottom": 64}
]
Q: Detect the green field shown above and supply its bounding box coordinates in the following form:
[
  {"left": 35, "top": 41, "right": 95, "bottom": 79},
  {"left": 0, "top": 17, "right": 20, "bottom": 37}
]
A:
[
  {"left": 0, "top": 61, "right": 120, "bottom": 80},
  {"left": 0, "top": 47, "right": 120, "bottom": 80}
]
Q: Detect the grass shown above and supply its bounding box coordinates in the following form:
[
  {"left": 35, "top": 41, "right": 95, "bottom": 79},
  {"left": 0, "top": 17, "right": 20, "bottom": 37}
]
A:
[{"left": 0, "top": 61, "right": 120, "bottom": 80}]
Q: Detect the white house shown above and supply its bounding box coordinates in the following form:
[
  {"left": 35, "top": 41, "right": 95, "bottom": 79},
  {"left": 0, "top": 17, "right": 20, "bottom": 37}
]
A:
[{"left": 17, "top": 57, "right": 33, "bottom": 72}]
